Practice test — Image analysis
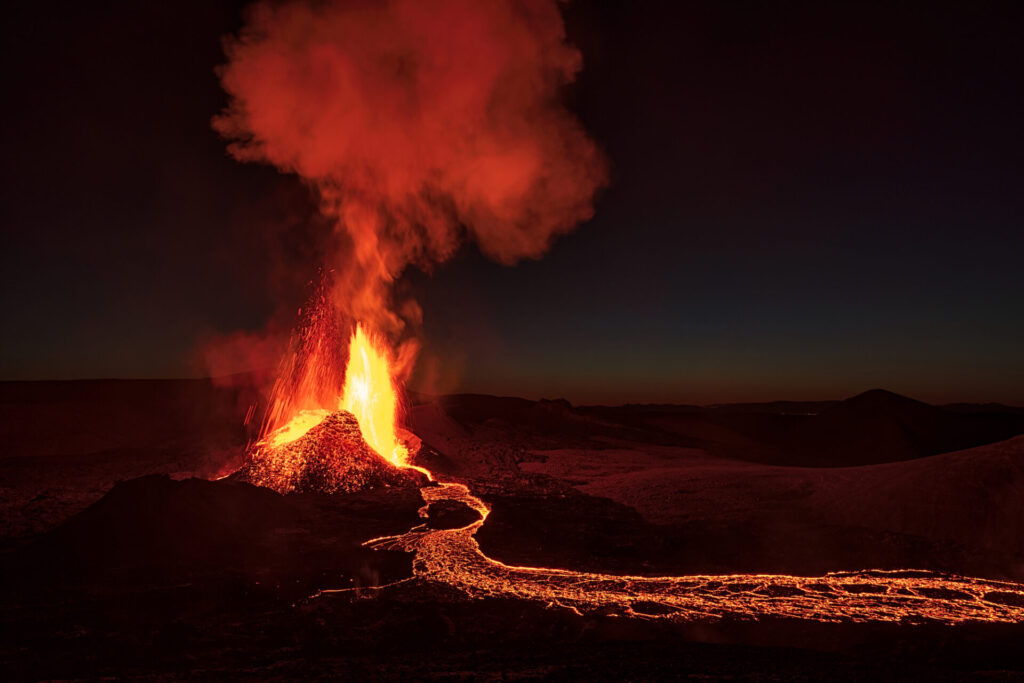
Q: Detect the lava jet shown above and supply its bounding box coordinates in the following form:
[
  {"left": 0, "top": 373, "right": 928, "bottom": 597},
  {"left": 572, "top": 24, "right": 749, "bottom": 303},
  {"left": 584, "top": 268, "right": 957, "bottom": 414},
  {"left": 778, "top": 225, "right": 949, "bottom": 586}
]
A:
[{"left": 234, "top": 322, "right": 430, "bottom": 494}]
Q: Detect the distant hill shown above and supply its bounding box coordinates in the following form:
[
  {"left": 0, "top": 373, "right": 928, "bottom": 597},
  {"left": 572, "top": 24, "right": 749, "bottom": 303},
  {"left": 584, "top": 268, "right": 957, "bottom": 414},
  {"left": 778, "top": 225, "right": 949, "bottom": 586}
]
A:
[
  {"left": 732, "top": 389, "right": 1024, "bottom": 466},
  {"left": 431, "top": 388, "right": 1024, "bottom": 467}
]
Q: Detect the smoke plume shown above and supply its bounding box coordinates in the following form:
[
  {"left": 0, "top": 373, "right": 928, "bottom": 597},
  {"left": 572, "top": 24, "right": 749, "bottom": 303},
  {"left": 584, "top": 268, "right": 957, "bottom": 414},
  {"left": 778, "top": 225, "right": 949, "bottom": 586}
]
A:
[{"left": 214, "top": 0, "right": 605, "bottom": 414}]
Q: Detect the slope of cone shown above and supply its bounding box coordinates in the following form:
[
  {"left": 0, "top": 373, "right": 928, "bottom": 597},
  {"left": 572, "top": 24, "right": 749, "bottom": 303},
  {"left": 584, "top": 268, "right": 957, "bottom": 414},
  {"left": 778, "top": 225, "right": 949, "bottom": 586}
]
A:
[{"left": 234, "top": 410, "right": 425, "bottom": 494}]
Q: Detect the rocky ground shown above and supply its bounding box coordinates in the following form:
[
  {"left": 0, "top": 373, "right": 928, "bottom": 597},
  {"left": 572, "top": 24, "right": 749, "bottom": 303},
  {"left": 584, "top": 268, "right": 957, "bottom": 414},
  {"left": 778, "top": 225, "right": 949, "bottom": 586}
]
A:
[{"left": 2, "top": 380, "right": 1024, "bottom": 679}]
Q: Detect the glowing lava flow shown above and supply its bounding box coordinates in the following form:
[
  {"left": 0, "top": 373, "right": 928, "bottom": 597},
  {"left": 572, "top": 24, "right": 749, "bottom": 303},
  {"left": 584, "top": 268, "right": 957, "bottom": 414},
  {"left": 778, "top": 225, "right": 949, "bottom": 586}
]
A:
[
  {"left": 268, "top": 408, "right": 330, "bottom": 447},
  {"left": 334, "top": 481, "right": 1024, "bottom": 625}
]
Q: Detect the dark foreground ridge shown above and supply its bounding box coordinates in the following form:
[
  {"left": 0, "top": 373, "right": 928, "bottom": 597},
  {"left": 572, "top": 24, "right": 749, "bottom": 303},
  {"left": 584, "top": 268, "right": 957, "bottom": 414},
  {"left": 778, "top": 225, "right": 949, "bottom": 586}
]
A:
[
  {"left": 3, "top": 474, "right": 422, "bottom": 589},
  {"left": 4, "top": 473, "right": 1024, "bottom": 680}
]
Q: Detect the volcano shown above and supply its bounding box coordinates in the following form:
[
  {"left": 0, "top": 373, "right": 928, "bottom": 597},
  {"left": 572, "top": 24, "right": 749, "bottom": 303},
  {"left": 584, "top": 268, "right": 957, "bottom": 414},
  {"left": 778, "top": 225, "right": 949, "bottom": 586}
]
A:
[{"left": 234, "top": 410, "right": 426, "bottom": 494}]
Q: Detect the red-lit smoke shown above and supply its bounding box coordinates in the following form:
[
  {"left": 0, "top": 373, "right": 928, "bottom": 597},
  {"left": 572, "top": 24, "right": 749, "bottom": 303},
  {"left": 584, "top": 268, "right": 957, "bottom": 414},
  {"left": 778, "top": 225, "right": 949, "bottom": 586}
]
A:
[
  {"left": 215, "top": 0, "right": 606, "bottom": 342},
  {"left": 212, "top": 0, "right": 605, "bottom": 439}
]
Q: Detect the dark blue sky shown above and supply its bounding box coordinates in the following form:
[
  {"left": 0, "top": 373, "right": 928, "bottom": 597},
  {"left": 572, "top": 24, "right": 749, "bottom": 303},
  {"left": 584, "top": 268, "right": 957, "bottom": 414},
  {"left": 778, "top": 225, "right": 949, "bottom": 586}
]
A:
[{"left": 2, "top": 1, "right": 1022, "bottom": 404}]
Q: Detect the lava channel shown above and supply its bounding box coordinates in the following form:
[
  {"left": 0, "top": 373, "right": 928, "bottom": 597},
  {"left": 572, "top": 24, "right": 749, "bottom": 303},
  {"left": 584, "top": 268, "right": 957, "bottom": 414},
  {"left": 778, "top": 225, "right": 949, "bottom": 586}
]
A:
[{"left": 325, "top": 480, "right": 1024, "bottom": 625}]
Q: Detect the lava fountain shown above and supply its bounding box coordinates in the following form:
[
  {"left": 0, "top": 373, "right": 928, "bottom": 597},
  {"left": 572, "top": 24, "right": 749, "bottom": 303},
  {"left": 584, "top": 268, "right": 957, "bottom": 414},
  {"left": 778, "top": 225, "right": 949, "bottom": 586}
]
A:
[
  {"left": 340, "top": 325, "right": 407, "bottom": 467},
  {"left": 236, "top": 310, "right": 425, "bottom": 495}
]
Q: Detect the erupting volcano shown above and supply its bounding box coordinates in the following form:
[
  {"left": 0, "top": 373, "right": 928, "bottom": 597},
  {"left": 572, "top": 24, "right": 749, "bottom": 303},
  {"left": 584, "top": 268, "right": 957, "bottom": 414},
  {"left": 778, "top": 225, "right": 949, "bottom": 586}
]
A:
[
  {"left": 236, "top": 316, "right": 428, "bottom": 493},
  {"left": 6, "top": 0, "right": 1024, "bottom": 678},
  {"left": 213, "top": 0, "right": 610, "bottom": 502},
  {"left": 210, "top": 0, "right": 1024, "bottom": 634}
]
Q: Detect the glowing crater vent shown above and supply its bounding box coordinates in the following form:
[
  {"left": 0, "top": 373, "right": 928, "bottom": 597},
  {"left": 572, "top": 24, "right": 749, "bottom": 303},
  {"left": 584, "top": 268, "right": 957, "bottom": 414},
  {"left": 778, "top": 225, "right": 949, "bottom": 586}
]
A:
[{"left": 269, "top": 408, "right": 330, "bottom": 447}]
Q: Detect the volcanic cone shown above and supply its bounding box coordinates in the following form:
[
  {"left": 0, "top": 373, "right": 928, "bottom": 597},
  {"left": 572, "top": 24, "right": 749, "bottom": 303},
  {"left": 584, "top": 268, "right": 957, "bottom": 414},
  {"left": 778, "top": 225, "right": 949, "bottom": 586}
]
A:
[{"left": 234, "top": 410, "right": 426, "bottom": 494}]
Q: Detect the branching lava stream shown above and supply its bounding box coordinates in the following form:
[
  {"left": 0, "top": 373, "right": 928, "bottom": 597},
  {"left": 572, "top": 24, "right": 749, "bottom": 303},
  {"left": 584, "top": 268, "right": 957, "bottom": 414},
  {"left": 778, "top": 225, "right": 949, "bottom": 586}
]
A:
[{"left": 328, "top": 477, "right": 1024, "bottom": 626}]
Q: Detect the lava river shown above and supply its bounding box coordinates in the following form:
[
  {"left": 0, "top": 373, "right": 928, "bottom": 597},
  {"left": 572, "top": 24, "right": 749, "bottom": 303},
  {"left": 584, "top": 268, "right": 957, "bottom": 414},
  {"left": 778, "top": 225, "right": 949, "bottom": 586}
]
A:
[{"left": 326, "top": 478, "right": 1024, "bottom": 626}]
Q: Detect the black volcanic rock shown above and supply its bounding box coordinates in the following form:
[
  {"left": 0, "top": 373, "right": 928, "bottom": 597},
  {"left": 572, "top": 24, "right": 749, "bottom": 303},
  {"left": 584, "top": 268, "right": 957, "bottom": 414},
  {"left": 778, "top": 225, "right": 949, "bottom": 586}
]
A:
[
  {"left": 234, "top": 410, "right": 427, "bottom": 494},
  {"left": 26, "top": 474, "right": 302, "bottom": 574},
  {"left": 6, "top": 473, "right": 425, "bottom": 589},
  {"left": 426, "top": 500, "right": 482, "bottom": 530}
]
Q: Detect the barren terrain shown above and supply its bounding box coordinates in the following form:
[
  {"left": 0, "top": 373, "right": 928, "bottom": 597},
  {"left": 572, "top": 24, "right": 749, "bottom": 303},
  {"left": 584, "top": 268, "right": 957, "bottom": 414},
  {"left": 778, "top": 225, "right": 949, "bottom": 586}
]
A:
[{"left": 3, "top": 380, "right": 1024, "bottom": 679}]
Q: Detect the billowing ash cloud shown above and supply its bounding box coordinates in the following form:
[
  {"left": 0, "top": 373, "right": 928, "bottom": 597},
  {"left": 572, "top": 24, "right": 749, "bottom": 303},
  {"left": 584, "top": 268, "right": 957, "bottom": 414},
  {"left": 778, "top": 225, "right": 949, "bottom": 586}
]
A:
[{"left": 214, "top": 0, "right": 606, "bottom": 375}]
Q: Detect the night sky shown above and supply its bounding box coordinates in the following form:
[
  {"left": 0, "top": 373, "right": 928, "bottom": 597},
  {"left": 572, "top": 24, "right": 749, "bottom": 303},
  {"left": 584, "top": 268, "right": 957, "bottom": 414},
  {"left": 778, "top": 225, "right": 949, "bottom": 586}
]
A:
[{"left": 2, "top": 1, "right": 1022, "bottom": 404}]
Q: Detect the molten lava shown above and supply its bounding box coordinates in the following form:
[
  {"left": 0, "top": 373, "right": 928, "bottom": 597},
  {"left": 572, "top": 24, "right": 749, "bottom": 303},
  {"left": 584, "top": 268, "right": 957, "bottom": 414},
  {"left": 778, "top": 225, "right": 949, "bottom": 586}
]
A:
[
  {"left": 238, "top": 410, "right": 424, "bottom": 494},
  {"left": 341, "top": 325, "right": 407, "bottom": 466},
  {"left": 328, "top": 481, "right": 1024, "bottom": 625},
  {"left": 239, "top": 313, "right": 420, "bottom": 494},
  {"left": 268, "top": 408, "right": 330, "bottom": 448},
  {"left": 263, "top": 321, "right": 405, "bottom": 461}
]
